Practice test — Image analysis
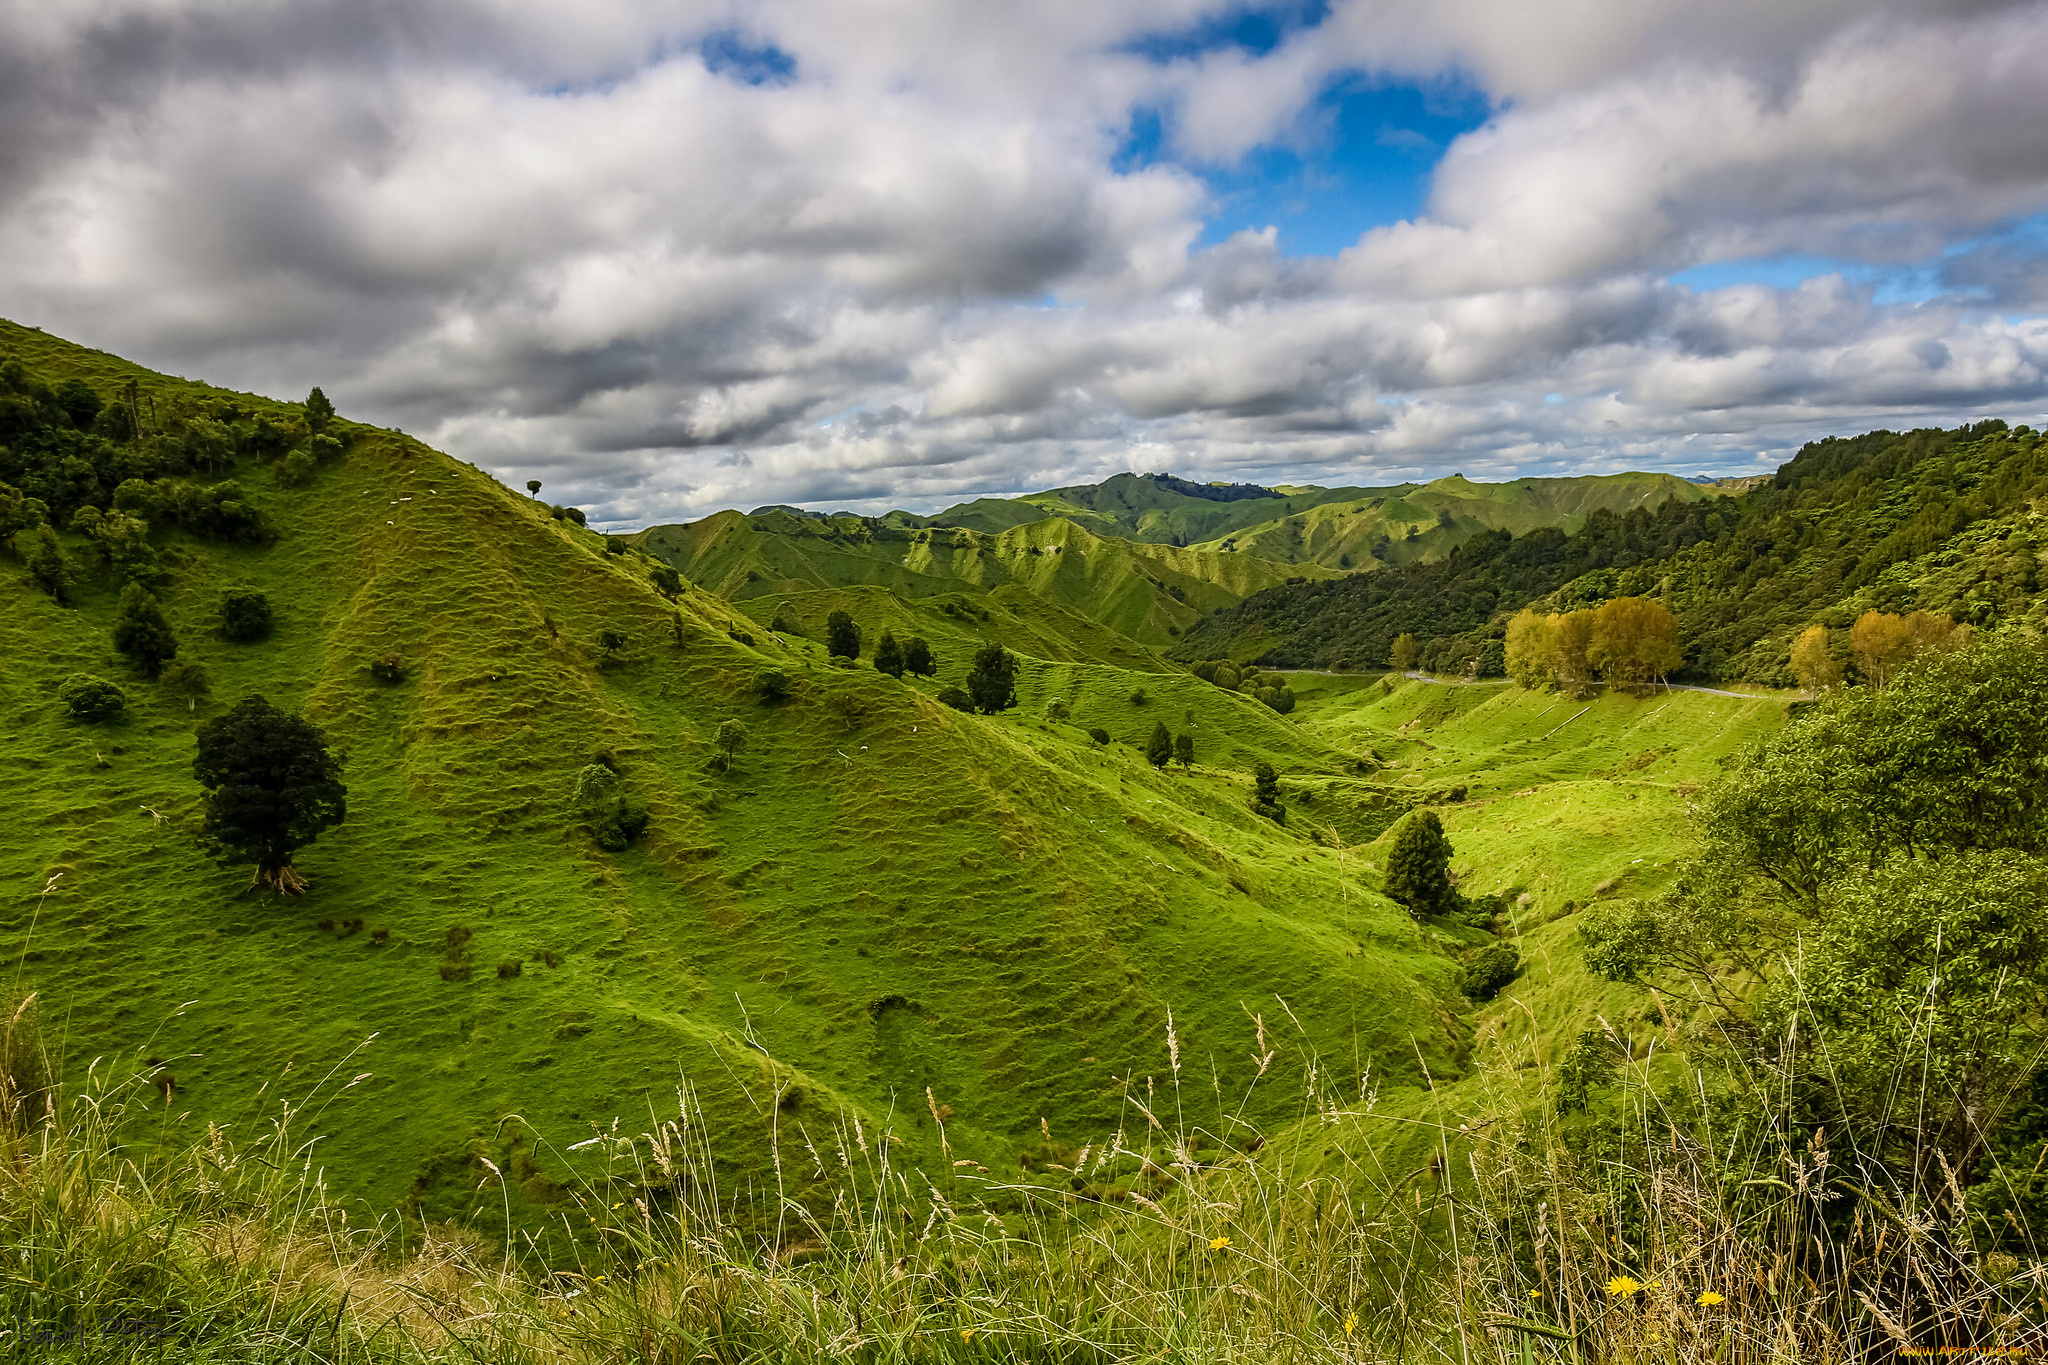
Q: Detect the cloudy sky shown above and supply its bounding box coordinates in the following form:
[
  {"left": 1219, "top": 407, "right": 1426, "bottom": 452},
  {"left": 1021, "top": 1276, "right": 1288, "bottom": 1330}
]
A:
[{"left": 4, "top": 0, "right": 2047, "bottom": 525}]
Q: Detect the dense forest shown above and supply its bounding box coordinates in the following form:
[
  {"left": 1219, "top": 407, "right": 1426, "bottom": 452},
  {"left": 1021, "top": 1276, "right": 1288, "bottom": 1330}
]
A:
[{"left": 1177, "top": 420, "right": 2041, "bottom": 682}]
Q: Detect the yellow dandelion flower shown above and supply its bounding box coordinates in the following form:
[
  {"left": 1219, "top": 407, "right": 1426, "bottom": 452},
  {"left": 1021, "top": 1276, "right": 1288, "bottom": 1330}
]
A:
[
  {"left": 1342, "top": 1311, "right": 1357, "bottom": 1338},
  {"left": 1607, "top": 1275, "right": 1641, "bottom": 1298},
  {"left": 961, "top": 1329, "right": 975, "bottom": 1341},
  {"left": 1696, "top": 1290, "right": 1725, "bottom": 1307},
  {"left": 1527, "top": 1289, "right": 1541, "bottom": 1299},
  {"left": 1209, "top": 1235, "right": 1231, "bottom": 1250}
]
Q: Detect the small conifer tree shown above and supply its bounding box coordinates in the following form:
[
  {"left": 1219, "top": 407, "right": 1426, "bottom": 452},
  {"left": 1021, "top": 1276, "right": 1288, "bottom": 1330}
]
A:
[
  {"left": 304, "top": 387, "right": 335, "bottom": 433},
  {"left": 1146, "top": 721, "right": 1172, "bottom": 767},
  {"left": 903, "top": 636, "right": 935, "bottom": 677},
  {"left": 874, "top": 630, "right": 905, "bottom": 678},
  {"left": 1174, "top": 732, "right": 1194, "bottom": 769},
  {"left": 1385, "top": 809, "right": 1456, "bottom": 919},
  {"left": 1251, "top": 763, "right": 1285, "bottom": 822}
]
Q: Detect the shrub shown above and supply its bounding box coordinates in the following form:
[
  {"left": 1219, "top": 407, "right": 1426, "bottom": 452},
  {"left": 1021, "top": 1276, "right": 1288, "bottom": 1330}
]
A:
[
  {"left": 1088, "top": 727, "right": 1111, "bottom": 745},
  {"left": 604, "top": 536, "right": 627, "bottom": 556},
  {"left": 160, "top": 658, "right": 211, "bottom": 712},
  {"left": 1460, "top": 941, "right": 1522, "bottom": 1001},
  {"left": 598, "top": 629, "right": 628, "bottom": 661},
  {"left": 1044, "top": 698, "right": 1070, "bottom": 722},
  {"left": 370, "top": 652, "right": 406, "bottom": 683},
  {"left": 274, "top": 450, "right": 315, "bottom": 489},
  {"left": 649, "top": 564, "right": 681, "bottom": 596},
  {"left": 572, "top": 763, "right": 649, "bottom": 849},
  {"left": 1385, "top": 810, "right": 1456, "bottom": 918},
  {"left": 1250, "top": 762, "right": 1285, "bottom": 823},
  {"left": 1128, "top": 687, "right": 1148, "bottom": 705},
  {"left": 497, "top": 960, "right": 523, "bottom": 979},
  {"left": 60, "top": 674, "right": 125, "bottom": 722},
  {"left": 769, "top": 610, "right": 796, "bottom": 635},
  {"left": 113, "top": 583, "right": 177, "bottom": 676},
  {"left": 1174, "top": 732, "right": 1193, "bottom": 769},
  {"left": 756, "top": 669, "right": 790, "bottom": 702},
  {"left": 712, "top": 719, "right": 750, "bottom": 771},
  {"left": 219, "top": 587, "right": 273, "bottom": 642},
  {"left": 937, "top": 686, "right": 975, "bottom": 713},
  {"left": 903, "top": 636, "right": 935, "bottom": 677},
  {"left": 26, "top": 525, "right": 72, "bottom": 604}
]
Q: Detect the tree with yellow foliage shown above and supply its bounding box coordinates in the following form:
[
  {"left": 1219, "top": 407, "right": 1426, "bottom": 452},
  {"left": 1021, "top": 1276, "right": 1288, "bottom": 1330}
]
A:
[
  {"left": 1851, "top": 610, "right": 1970, "bottom": 687},
  {"left": 1552, "top": 609, "right": 1599, "bottom": 696},
  {"left": 1789, "top": 625, "right": 1843, "bottom": 692},
  {"left": 1588, "top": 597, "right": 1684, "bottom": 694},
  {"left": 1390, "top": 632, "right": 1417, "bottom": 673},
  {"left": 1504, "top": 608, "right": 1556, "bottom": 689}
]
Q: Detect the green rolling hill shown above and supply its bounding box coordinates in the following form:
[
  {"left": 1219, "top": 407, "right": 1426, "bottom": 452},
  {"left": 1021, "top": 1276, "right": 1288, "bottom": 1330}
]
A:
[{"left": 0, "top": 319, "right": 1458, "bottom": 1242}]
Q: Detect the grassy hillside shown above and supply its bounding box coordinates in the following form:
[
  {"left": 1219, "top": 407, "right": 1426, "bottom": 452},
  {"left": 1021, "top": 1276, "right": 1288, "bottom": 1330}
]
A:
[
  {"left": 1180, "top": 420, "right": 2047, "bottom": 681},
  {"left": 633, "top": 507, "right": 1337, "bottom": 648},
  {"left": 0, "top": 319, "right": 1463, "bottom": 1243}
]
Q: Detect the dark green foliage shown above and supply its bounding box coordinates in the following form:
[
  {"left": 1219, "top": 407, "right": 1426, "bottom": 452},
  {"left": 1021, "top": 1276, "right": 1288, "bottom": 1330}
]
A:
[
  {"left": 1128, "top": 687, "right": 1148, "bottom": 705},
  {"left": 826, "top": 610, "right": 861, "bottom": 660},
  {"left": 604, "top": 536, "right": 627, "bottom": 556},
  {"left": 113, "top": 583, "right": 177, "bottom": 676},
  {"left": 938, "top": 686, "right": 975, "bottom": 713},
  {"left": 572, "top": 763, "right": 649, "bottom": 850},
  {"left": 1459, "top": 941, "right": 1521, "bottom": 1001},
  {"left": 874, "top": 629, "right": 905, "bottom": 678},
  {"left": 219, "top": 586, "right": 274, "bottom": 642},
  {"left": 965, "top": 642, "right": 1018, "bottom": 713},
  {"left": 0, "top": 479, "right": 30, "bottom": 552},
  {"left": 87, "top": 508, "right": 160, "bottom": 585},
  {"left": 1384, "top": 810, "right": 1455, "bottom": 918},
  {"left": 903, "top": 635, "right": 935, "bottom": 677},
  {"left": 768, "top": 609, "right": 796, "bottom": 635},
  {"left": 54, "top": 378, "right": 102, "bottom": 430},
  {"left": 1146, "top": 722, "right": 1172, "bottom": 768},
  {"left": 1174, "top": 732, "right": 1193, "bottom": 769},
  {"left": 303, "top": 387, "right": 334, "bottom": 432},
  {"left": 755, "top": 669, "right": 790, "bottom": 702},
  {"left": 598, "top": 629, "right": 628, "bottom": 661},
  {"left": 192, "top": 695, "right": 347, "bottom": 893},
  {"left": 1044, "top": 698, "right": 1070, "bottom": 722},
  {"left": 160, "top": 657, "right": 211, "bottom": 710},
  {"left": 649, "top": 564, "right": 681, "bottom": 597},
  {"left": 1088, "top": 727, "right": 1111, "bottom": 744},
  {"left": 1250, "top": 763, "right": 1285, "bottom": 823},
  {"left": 1555, "top": 1025, "right": 1624, "bottom": 1114},
  {"left": 562, "top": 507, "right": 587, "bottom": 527},
  {"left": 526, "top": 480, "right": 542, "bottom": 498},
  {"left": 370, "top": 651, "right": 406, "bottom": 683},
  {"left": 26, "top": 525, "right": 70, "bottom": 603},
  {"left": 59, "top": 674, "right": 125, "bottom": 722}
]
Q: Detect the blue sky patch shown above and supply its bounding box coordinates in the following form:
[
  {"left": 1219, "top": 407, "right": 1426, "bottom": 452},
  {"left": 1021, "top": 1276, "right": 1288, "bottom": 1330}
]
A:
[{"left": 701, "top": 30, "right": 797, "bottom": 86}]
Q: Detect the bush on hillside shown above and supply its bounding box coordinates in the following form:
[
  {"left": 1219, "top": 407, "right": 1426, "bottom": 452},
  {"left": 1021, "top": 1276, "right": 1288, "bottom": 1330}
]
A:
[
  {"left": 713, "top": 718, "right": 750, "bottom": 771},
  {"left": 650, "top": 564, "right": 681, "bottom": 597},
  {"left": 1250, "top": 763, "right": 1285, "bottom": 823},
  {"left": 370, "top": 651, "right": 406, "bottom": 683},
  {"left": 1460, "top": 941, "right": 1521, "bottom": 1001},
  {"left": 26, "top": 525, "right": 71, "bottom": 604},
  {"left": 572, "top": 762, "right": 648, "bottom": 850},
  {"left": 218, "top": 586, "right": 273, "bottom": 642},
  {"left": 59, "top": 674, "right": 125, "bottom": 722},
  {"left": 755, "top": 669, "right": 790, "bottom": 702},
  {"left": 160, "top": 658, "right": 211, "bottom": 712},
  {"left": 274, "top": 449, "right": 316, "bottom": 489},
  {"left": 597, "top": 629, "right": 628, "bottom": 662},
  {"left": 937, "top": 686, "right": 974, "bottom": 713},
  {"left": 604, "top": 536, "right": 627, "bottom": 556},
  {"left": 1088, "top": 727, "right": 1110, "bottom": 744},
  {"left": 1128, "top": 687, "right": 1147, "bottom": 705},
  {"left": 1044, "top": 698, "right": 1070, "bottom": 722},
  {"left": 1174, "top": 732, "right": 1194, "bottom": 769},
  {"left": 113, "top": 583, "right": 177, "bottom": 676}
]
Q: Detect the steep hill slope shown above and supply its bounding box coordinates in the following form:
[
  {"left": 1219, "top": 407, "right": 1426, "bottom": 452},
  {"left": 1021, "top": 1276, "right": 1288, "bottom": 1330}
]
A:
[{"left": 0, "top": 319, "right": 1460, "bottom": 1240}]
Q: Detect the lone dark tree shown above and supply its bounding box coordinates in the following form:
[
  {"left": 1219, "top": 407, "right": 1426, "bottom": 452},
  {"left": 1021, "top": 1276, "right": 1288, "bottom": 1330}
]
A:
[
  {"left": 965, "top": 642, "right": 1017, "bottom": 714},
  {"left": 1250, "top": 762, "right": 1285, "bottom": 823},
  {"left": 193, "top": 695, "right": 347, "bottom": 895},
  {"left": 649, "top": 564, "right": 681, "bottom": 597},
  {"left": 1146, "top": 721, "right": 1172, "bottom": 768},
  {"left": 874, "top": 630, "right": 905, "bottom": 678},
  {"left": 1385, "top": 809, "right": 1456, "bottom": 919},
  {"left": 826, "top": 610, "right": 861, "bottom": 660},
  {"left": 304, "top": 387, "right": 335, "bottom": 434},
  {"left": 27, "top": 525, "right": 71, "bottom": 604},
  {"left": 113, "top": 583, "right": 178, "bottom": 676},
  {"left": 1174, "top": 732, "right": 1194, "bottom": 770},
  {"left": 903, "top": 636, "right": 935, "bottom": 677},
  {"left": 598, "top": 629, "right": 628, "bottom": 662},
  {"left": 526, "top": 479, "right": 542, "bottom": 499},
  {"left": 219, "top": 586, "right": 273, "bottom": 642}
]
